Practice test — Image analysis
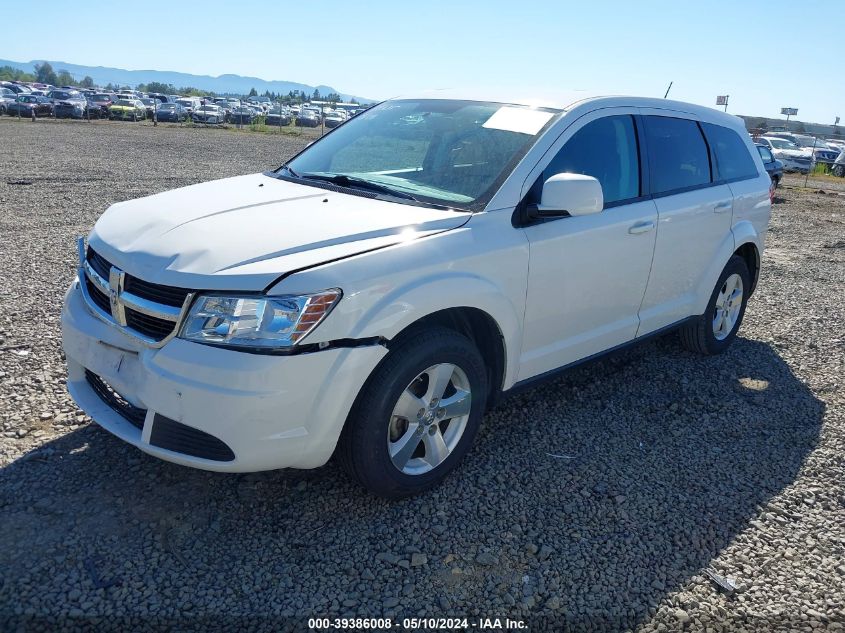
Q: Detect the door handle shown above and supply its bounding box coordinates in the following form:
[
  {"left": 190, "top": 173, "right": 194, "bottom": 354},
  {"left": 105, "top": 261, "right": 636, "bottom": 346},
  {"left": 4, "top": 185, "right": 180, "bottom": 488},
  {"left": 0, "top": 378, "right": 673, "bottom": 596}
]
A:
[
  {"left": 628, "top": 221, "right": 655, "bottom": 235},
  {"left": 714, "top": 201, "right": 732, "bottom": 213}
]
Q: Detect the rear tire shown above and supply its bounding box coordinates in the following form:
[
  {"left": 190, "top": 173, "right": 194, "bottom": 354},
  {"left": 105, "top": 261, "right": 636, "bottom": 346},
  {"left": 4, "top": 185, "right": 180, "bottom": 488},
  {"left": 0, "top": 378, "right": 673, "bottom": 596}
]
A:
[
  {"left": 834, "top": 165, "right": 845, "bottom": 178},
  {"left": 679, "top": 255, "right": 750, "bottom": 355},
  {"left": 338, "top": 327, "right": 488, "bottom": 498}
]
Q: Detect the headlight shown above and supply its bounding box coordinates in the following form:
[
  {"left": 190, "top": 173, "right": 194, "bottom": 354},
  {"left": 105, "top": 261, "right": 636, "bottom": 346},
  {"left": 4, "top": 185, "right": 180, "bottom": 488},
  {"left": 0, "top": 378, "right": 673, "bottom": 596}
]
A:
[{"left": 179, "top": 289, "right": 341, "bottom": 349}]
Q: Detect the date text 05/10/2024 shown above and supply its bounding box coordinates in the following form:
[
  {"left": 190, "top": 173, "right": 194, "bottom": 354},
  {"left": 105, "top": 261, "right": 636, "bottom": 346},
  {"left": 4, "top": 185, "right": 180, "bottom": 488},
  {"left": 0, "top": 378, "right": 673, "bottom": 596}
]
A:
[{"left": 308, "top": 617, "right": 527, "bottom": 630}]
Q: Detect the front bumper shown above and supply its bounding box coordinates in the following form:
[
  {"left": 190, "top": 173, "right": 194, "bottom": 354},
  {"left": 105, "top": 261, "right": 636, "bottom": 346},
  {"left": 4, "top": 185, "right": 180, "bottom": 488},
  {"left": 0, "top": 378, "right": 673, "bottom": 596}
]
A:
[
  {"left": 55, "top": 107, "right": 85, "bottom": 119},
  {"left": 61, "top": 278, "right": 387, "bottom": 472},
  {"left": 780, "top": 158, "right": 812, "bottom": 173}
]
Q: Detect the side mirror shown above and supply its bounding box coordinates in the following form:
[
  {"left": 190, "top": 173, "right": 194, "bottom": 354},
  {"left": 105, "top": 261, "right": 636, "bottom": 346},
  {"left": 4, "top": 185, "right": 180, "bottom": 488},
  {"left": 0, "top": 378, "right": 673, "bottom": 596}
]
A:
[{"left": 529, "top": 173, "right": 604, "bottom": 219}]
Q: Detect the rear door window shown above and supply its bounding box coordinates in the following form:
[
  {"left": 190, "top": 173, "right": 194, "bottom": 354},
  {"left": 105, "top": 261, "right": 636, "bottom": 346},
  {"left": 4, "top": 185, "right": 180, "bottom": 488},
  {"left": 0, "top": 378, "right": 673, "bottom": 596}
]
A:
[
  {"left": 643, "top": 116, "right": 711, "bottom": 195},
  {"left": 703, "top": 123, "right": 759, "bottom": 181}
]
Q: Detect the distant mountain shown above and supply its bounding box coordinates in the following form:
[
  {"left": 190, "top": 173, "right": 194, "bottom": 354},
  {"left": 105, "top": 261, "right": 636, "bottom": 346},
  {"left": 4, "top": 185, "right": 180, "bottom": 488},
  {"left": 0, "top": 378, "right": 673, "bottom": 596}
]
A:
[{"left": 0, "top": 58, "right": 369, "bottom": 102}]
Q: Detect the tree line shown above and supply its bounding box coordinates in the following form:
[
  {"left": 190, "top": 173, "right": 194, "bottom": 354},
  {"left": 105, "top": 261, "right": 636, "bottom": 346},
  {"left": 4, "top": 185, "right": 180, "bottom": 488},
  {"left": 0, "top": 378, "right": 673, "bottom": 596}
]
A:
[
  {"left": 1, "top": 62, "right": 94, "bottom": 88},
  {"left": 1, "top": 63, "right": 356, "bottom": 105}
]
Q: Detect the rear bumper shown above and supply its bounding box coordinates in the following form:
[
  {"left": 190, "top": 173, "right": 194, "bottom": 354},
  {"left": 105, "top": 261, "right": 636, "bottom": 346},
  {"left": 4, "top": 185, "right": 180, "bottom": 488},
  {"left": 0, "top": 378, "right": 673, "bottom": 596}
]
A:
[{"left": 61, "top": 278, "right": 387, "bottom": 472}]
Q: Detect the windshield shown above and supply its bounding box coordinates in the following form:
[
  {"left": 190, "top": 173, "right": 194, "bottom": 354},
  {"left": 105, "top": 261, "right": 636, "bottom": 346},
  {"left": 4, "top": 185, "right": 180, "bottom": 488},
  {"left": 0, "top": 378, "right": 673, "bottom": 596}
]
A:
[
  {"left": 283, "top": 99, "right": 558, "bottom": 210},
  {"left": 768, "top": 138, "right": 798, "bottom": 149},
  {"left": 792, "top": 137, "right": 818, "bottom": 147},
  {"left": 115, "top": 100, "right": 134, "bottom": 106}
]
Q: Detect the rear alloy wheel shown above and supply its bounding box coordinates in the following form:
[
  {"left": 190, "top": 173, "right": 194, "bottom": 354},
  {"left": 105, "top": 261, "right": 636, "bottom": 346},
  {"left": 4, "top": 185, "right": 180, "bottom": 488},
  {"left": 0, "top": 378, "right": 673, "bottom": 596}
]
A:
[
  {"left": 338, "top": 327, "right": 487, "bottom": 498},
  {"left": 834, "top": 164, "right": 845, "bottom": 178},
  {"left": 711, "top": 273, "right": 744, "bottom": 341},
  {"left": 679, "top": 255, "right": 750, "bottom": 355}
]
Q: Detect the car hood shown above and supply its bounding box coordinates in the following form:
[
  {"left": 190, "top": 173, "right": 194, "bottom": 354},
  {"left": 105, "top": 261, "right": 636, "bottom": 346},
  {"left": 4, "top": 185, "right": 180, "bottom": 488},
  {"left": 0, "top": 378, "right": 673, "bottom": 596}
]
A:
[
  {"left": 772, "top": 148, "right": 812, "bottom": 158},
  {"left": 89, "top": 173, "right": 471, "bottom": 291}
]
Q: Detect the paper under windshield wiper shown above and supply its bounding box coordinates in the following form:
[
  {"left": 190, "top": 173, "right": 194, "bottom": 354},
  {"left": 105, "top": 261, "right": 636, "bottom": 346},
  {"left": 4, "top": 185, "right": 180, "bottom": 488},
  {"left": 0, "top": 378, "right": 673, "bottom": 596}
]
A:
[{"left": 299, "top": 173, "right": 417, "bottom": 201}]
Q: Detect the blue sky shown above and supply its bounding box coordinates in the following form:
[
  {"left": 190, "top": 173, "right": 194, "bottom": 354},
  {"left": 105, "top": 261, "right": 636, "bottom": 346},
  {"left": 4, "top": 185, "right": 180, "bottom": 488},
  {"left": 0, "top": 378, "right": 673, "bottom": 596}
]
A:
[{"left": 6, "top": 0, "right": 844, "bottom": 124}]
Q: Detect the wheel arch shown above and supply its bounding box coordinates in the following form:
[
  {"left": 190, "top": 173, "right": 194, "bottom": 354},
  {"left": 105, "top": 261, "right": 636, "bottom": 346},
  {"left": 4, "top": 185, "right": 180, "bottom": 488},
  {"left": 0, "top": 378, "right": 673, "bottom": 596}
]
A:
[
  {"left": 693, "top": 224, "right": 763, "bottom": 316},
  {"left": 731, "top": 218, "right": 764, "bottom": 296},
  {"left": 734, "top": 240, "right": 761, "bottom": 296},
  {"left": 387, "top": 307, "right": 507, "bottom": 409}
]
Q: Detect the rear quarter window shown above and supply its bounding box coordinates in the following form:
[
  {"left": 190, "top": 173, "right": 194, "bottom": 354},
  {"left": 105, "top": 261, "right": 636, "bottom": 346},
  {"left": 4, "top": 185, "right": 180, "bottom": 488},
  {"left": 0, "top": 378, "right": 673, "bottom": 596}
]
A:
[
  {"left": 643, "top": 116, "right": 711, "bottom": 195},
  {"left": 757, "top": 146, "right": 774, "bottom": 163},
  {"left": 703, "top": 123, "right": 759, "bottom": 181}
]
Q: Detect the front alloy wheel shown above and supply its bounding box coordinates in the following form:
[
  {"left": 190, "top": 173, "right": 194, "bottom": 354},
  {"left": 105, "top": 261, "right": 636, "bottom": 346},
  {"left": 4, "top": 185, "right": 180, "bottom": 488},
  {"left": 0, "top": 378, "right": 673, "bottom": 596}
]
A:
[
  {"left": 338, "top": 327, "right": 488, "bottom": 498},
  {"left": 387, "top": 363, "right": 472, "bottom": 475}
]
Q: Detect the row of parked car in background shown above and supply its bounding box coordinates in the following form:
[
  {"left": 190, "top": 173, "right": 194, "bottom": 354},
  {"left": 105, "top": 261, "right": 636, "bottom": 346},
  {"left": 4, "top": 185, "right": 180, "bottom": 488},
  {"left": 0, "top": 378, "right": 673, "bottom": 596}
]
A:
[
  {"left": 3, "top": 79, "right": 843, "bottom": 179},
  {"left": 752, "top": 132, "right": 845, "bottom": 179},
  {"left": 0, "top": 80, "right": 366, "bottom": 127}
]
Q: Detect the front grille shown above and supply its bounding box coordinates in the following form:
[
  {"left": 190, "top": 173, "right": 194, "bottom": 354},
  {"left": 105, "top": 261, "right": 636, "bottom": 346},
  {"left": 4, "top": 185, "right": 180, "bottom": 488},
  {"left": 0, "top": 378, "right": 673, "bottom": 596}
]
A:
[
  {"left": 125, "top": 309, "right": 175, "bottom": 341},
  {"left": 123, "top": 276, "right": 191, "bottom": 308},
  {"left": 87, "top": 247, "right": 191, "bottom": 307},
  {"left": 84, "top": 247, "right": 193, "bottom": 343},
  {"left": 85, "top": 370, "right": 146, "bottom": 430},
  {"left": 85, "top": 276, "right": 112, "bottom": 314},
  {"left": 150, "top": 414, "right": 235, "bottom": 462},
  {"left": 87, "top": 247, "right": 111, "bottom": 279}
]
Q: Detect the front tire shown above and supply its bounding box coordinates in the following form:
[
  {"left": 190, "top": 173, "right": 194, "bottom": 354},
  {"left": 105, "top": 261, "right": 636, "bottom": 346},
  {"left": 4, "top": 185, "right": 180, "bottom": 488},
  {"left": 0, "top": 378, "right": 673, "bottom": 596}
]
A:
[
  {"left": 679, "top": 255, "right": 750, "bottom": 355},
  {"left": 338, "top": 327, "right": 488, "bottom": 498}
]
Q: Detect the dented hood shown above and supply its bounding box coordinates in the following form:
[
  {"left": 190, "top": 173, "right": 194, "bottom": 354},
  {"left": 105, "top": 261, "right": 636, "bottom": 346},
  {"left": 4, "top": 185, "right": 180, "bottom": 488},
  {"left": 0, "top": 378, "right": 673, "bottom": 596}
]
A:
[{"left": 89, "top": 173, "right": 470, "bottom": 291}]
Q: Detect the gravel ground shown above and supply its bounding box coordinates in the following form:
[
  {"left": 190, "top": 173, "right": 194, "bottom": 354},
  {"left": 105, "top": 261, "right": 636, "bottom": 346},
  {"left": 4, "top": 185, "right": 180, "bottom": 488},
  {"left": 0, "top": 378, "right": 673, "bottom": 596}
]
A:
[
  {"left": 0, "top": 118, "right": 843, "bottom": 632},
  {"left": 783, "top": 172, "right": 845, "bottom": 193}
]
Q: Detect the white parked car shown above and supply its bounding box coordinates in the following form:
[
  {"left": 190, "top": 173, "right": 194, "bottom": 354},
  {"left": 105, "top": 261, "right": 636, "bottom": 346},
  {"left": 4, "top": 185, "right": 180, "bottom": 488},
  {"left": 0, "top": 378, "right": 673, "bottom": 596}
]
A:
[
  {"left": 755, "top": 136, "right": 814, "bottom": 173},
  {"left": 191, "top": 104, "right": 225, "bottom": 124},
  {"left": 62, "top": 92, "right": 771, "bottom": 497},
  {"left": 824, "top": 139, "right": 845, "bottom": 153},
  {"left": 833, "top": 150, "right": 845, "bottom": 178},
  {"left": 765, "top": 133, "right": 840, "bottom": 166},
  {"left": 175, "top": 97, "right": 200, "bottom": 113}
]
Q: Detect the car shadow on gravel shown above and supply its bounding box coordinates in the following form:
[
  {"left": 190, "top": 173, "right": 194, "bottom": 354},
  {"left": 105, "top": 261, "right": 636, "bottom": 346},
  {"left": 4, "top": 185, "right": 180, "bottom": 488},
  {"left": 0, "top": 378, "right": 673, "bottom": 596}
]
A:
[{"left": 0, "top": 336, "right": 825, "bottom": 630}]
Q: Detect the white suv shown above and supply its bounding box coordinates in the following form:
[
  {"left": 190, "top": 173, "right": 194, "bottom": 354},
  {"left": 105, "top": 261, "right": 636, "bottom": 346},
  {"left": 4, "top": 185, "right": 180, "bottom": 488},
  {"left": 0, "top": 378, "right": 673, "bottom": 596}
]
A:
[{"left": 62, "top": 92, "right": 771, "bottom": 497}]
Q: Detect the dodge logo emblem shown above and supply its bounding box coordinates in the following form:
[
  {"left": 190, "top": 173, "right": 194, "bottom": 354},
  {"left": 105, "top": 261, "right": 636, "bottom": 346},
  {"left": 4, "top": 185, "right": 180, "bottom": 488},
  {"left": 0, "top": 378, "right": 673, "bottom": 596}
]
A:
[{"left": 108, "top": 266, "right": 128, "bottom": 326}]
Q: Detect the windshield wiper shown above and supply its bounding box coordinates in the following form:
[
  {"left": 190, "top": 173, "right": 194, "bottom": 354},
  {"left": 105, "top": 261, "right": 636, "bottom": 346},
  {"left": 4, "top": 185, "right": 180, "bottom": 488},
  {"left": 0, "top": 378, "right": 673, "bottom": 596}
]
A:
[
  {"left": 279, "top": 164, "right": 299, "bottom": 178},
  {"left": 299, "top": 173, "right": 418, "bottom": 201}
]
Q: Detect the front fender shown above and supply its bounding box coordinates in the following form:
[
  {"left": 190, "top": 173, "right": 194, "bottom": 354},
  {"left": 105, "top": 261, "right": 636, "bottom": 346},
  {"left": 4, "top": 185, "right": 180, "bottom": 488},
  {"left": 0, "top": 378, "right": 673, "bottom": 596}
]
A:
[
  {"left": 272, "top": 212, "right": 529, "bottom": 390},
  {"left": 349, "top": 272, "right": 523, "bottom": 389}
]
